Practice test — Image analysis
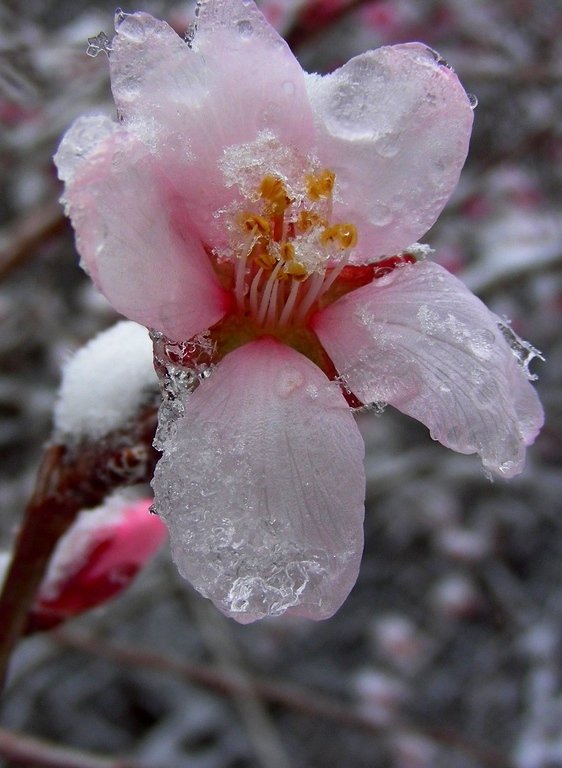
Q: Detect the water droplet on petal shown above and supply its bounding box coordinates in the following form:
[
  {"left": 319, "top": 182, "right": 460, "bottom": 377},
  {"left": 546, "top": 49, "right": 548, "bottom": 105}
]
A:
[
  {"left": 370, "top": 204, "right": 394, "bottom": 227},
  {"left": 375, "top": 133, "right": 400, "bottom": 158},
  {"left": 237, "top": 19, "right": 253, "bottom": 39},
  {"left": 468, "top": 93, "right": 478, "bottom": 109},
  {"left": 276, "top": 367, "right": 304, "bottom": 398},
  {"left": 282, "top": 80, "right": 296, "bottom": 96}
]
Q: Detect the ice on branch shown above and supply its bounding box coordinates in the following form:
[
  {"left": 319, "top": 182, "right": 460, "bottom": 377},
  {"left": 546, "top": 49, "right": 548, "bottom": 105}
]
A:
[
  {"left": 54, "top": 321, "right": 158, "bottom": 442},
  {"left": 54, "top": 0, "right": 543, "bottom": 622}
]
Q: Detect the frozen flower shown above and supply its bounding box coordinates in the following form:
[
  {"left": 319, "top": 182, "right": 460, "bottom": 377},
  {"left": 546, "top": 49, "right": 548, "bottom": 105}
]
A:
[{"left": 54, "top": 0, "right": 543, "bottom": 622}]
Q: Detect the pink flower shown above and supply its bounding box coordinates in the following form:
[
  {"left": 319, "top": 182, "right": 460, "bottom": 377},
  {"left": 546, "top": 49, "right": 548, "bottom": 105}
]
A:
[
  {"left": 54, "top": 0, "right": 543, "bottom": 622},
  {"left": 27, "top": 497, "right": 167, "bottom": 632}
]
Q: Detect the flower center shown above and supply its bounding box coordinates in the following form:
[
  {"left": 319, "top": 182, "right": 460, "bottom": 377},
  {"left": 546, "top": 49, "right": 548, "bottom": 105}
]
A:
[{"left": 229, "top": 166, "right": 357, "bottom": 329}]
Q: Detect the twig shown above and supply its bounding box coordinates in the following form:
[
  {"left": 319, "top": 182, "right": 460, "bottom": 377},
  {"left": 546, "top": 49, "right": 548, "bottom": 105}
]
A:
[
  {"left": 52, "top": 631, "right": 513, "bottom": 767},
  {"left": 0, "top": 402, "right": 159, "bottom": 690},
  {"left": 191, "top": 598, "right": 292, "bottom": 768},
  {"left": 0, "top": 726, "right": 142, "bottom": 768},
  {"left": 0, "top": 199, "right": 66, "bottom": 281}
]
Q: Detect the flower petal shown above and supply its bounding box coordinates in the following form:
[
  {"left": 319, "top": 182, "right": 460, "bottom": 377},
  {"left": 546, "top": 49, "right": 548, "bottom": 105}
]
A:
[
  {"left": 306, "top": 44, "right": 473, "bottom": 259},
  {"left": 313, "top": 261, "right": 543, "bottom": 477},
  {"left": 152, "top": 337, "right": 365, "bottom": 623},
  {"left": 109, "top": 4, "right": 315, "bottom": 240},
  {"left": 57, "top": 129, "right": 230, "bottom": 340}
]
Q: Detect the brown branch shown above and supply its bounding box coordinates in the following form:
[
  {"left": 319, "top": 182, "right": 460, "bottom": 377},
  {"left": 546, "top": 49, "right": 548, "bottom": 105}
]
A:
[
  {"left": 0, "top": 199, "right": 66, "bottom": 281},
  {"left": 0, "top": 402, "right": 159, "bottom": 691},
  {"left": 0, "top": 726, "right": 142, "bottom": 768},
  {"left": 53, "top": 631, "right": 512, "bottom": 768}
]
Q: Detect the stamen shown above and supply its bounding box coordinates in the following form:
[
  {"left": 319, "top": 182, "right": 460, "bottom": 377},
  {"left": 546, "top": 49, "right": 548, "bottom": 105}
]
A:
[
  {"left": 278, "top": 277, "right": 301, "bottom": 327},
  {"left": 294, "top": 271, "right": 325, "bottom": 323},
  {"left": 265, "top": 277, "right": 280, "bottom": 327},
  {"left": 256, "top": 260, "right": 283, "bottom": 326},
  {"left": 307, "top": 169, "right": 335, "bottom": 201},
  {"left": 320, "top": 223, "right": 358, "bottom": 249},
  {"left": 235, "top": 246, "right": 250, "bottom": 308},
  {"left": 249, "top": 267, "right": 264, "bottom": 317}
]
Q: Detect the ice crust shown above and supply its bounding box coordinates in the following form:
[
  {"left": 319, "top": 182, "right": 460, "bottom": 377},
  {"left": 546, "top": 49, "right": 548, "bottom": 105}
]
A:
[
  {"left": 54, "top": 321, "right": 158, "bottom": 441},
  {"left": 152, "top": 338, "right": 365, "bottom": 623}
]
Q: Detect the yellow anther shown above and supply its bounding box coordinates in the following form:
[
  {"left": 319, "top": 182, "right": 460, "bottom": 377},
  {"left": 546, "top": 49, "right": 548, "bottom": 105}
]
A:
[
  {"left": 306, "top": 169, "right": 336, "bottom": 201},
  {"left": 280, "top": 241, "right": 295, "bottom": 262},
  {"left": 241, "top": 213, "right": 270, "bottom": 236},
  {"left": 250, "top": 239, "right": 277, "bottom": 270},
  {"left": 285, "top": 260, "right": 308, "bottom": 279},
  {"left": 297, "top": 210, "right": 326, "bottom": 233},
  {"left": 320, "top": 223, "right": 358, "bottom": 250},
  {"left": 260, "top": 175, "right": 291, "bottom": 215}
]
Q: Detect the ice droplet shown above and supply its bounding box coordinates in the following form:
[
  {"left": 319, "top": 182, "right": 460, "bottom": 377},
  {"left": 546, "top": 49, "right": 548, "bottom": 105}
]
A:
[
  {"left": 497, "top": 320, "right": 544, "bottom": 381},
  {"left": 468, "top": 93, "right": 478, "bottom": 109},
  {"left": 282, "top": 80, "right": 296, "bottom": 96},
  {"left": 237, "top": 19, "right": 253, "bottom": 39},
  {"left": 276, "top": 366, "right": 304, "bottom": 398},
  {"left": 370, "top": 204, "right": 394, "bottom": 227},
  {"left": 86, "top": 31, "right": 112, "bottom": 58},
  {"left": 425, "top": 46, "right": 451, "bottom": 69},
  {"left": 375, "top": 134, "right": 400, "bottom": 158}
]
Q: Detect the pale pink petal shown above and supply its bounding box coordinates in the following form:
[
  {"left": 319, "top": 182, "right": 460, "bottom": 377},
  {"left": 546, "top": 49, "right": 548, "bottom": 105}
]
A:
[
  {"left": 152, "top": 337, "right": 365, "bottom": 623},
  {"left": 305, "top": 44, "right": 473, "bottom": 260},
  {"left": 59, "top": 129, "right": 230, "bottom": 340},
  {"left": 109, "top": 5, "right": 315, "bottom": 240},
  {"left": 313, "top": 261, "right": 543, "bottom": 477}
]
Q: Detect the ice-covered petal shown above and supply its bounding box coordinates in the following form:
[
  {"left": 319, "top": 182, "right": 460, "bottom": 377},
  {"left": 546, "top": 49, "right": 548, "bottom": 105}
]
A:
[
  {"left": 313, "top": 261, "right": 543, "bottom": 477},
  {"left": 58, "top": 129, "right": 229, "bottom": 340},
  {"left": 152, "top": 337, "right": 365, "bottom": 623},
  {"left": 109, "top": 4, "right": 315, "bottom": 239},
  {"left": 306, "top": 44, "right": 473, "bottom": 260}
]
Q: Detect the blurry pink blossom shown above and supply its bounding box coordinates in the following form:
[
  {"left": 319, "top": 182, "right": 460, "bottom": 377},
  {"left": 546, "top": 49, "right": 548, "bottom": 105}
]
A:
[
  {"left": 54, "top": 0, "right": 543, "bottom": 622},
  {"left": 26, "top": 496, "right": 166, "bottom": 632}
]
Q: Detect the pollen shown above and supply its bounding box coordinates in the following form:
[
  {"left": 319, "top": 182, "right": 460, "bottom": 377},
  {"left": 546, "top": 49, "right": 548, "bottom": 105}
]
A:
[{"left": 306, "top": 169, "right": 335, "bottom": 201}]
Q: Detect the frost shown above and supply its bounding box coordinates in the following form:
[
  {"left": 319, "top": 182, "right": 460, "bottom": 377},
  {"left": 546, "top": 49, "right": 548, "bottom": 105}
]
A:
[{"left": 54, "top": 321, "right": 158, "bottom": 441}]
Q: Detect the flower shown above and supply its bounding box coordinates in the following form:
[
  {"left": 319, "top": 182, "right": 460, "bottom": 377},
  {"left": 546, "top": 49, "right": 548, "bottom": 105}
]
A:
[
  {"left": 54, "top": 0, "right": 543, "bottom": 623},
  {"left": 24, "top": 496, "right": 166, "bottom": 632}
]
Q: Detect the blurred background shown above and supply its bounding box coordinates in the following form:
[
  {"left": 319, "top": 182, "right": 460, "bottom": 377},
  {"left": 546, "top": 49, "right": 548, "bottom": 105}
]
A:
[{"left": 1, "top": 0, "right": 561, "bottom": 766}]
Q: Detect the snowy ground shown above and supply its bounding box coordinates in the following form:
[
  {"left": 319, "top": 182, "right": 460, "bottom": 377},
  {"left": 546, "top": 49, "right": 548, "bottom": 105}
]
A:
[{"left": 1, "top": 1, "right": 561, "bottom": 766}]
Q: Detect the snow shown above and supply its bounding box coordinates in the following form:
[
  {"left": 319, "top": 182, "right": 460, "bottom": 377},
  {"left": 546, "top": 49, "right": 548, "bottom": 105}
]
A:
[{"left": 54, "top": 321, "right": 158, "bottom": 441}]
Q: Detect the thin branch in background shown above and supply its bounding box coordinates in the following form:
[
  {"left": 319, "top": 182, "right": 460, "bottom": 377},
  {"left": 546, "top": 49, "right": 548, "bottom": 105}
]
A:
[
  {"left": 0, "top": 402, "right": 159, "bottom": 690},
  {"left": 0, "top": 726, "right": 143, "bottom": 768},
  {"left": 0, "top": 199, "right": 66, "bottom": 281},
  {"left": 52, "top": 630, "right": 513, "bottom": 768}
]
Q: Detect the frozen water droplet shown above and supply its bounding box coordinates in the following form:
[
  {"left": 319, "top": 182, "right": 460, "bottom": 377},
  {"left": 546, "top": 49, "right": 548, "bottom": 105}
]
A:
[
  {"left": 282, "top": 80, "right": 296, "bottom": 96},
  {"left": 370, "top": 204, "right": 394, "bottom": 227},
  {"left": 497, "top": 320, "right": 544, "bottom": 380},
  {"left": 86, "top": 31, "right": 112, "bottom": 58},
  {"left": 237, "top": 19, "right": 253, "bottom": 39},
  {"left": 375, "top": 133, "right": 400, "bottom": 158},
  {"left": 467, "top": 93, "right": 478, "bottom": 109}
]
